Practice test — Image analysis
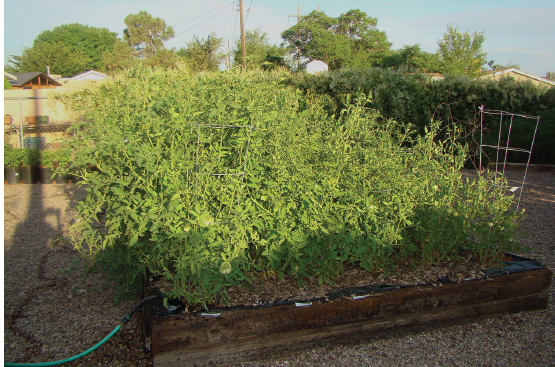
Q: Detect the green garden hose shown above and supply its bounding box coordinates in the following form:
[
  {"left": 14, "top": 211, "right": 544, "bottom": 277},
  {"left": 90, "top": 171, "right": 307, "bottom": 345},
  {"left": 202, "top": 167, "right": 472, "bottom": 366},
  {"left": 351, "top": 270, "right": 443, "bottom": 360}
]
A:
[
  {"left": 4, "top": 325, "right": 121, "bottom": 367},
  {"left": 4, "top": 295, "right": 162, "bottom": 367}
]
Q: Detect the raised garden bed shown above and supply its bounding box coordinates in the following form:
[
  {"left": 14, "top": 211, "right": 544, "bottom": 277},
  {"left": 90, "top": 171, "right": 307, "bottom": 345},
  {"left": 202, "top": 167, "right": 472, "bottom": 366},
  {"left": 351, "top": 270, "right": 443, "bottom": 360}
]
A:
[{"left": 143, "top": 254, "right": 551, "bottom": 367}]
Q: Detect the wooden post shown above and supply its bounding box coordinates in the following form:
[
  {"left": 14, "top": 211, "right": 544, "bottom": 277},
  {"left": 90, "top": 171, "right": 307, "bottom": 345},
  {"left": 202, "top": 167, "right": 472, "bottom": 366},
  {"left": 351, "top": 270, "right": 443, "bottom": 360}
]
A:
[
  {"left": 239, "top": 0, "right": 246, "bottom": 71},
  {"left": 288, "top": 5, "right": 303, "bottom": 70}
]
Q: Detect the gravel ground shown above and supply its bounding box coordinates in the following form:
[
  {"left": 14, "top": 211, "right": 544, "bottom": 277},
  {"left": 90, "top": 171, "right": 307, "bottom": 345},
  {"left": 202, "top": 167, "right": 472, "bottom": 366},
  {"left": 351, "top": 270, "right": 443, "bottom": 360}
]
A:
[{"left": 3, "top": 170, "right": 554, "bottom": 366}]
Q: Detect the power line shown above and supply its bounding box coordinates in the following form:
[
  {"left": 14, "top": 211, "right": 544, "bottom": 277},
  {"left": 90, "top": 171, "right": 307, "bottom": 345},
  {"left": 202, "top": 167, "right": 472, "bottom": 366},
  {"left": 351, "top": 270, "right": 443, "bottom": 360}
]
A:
[
  {"left": 337, "top": 0, "right": 394, "bottom": 13},
  {"left": 174, "top": 2, "right": 236, "bottom": 38},
  {"left": 172, "top": 2, "right": 235, "bottom": 28},
  {"left": 231, "top": 1, "right": 240, "bottom": 45},
  {"left": 244, "top": 0, "right": 254, "bottom": 25}
]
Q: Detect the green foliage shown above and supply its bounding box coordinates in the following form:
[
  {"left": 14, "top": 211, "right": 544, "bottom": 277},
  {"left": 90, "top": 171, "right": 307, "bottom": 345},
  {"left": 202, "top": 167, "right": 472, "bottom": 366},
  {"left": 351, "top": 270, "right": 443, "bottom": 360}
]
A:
[
  {"left": 38, "top": 150, "right": 56, "bottom": 168},
  {"left": 437, "top": 24, "right": 487, "bottom": 77},
  {"left": 61, "top": 69, "right": 523, "bottom": 308},
  {"left": 53, "top": 148, "right": 72, "bottom": 167},
  {"left": 4, "top": 146, "right": 42, "bottom": 167},
  {"left": 4, "top": 77, "right": 13, "bottom": 89},
  {"left": 7, "top": 24, "right": 119, "bottom": 77},
  {"left": 4, "top": 146, "right": 24, "bottom": 168},
  {"left": 281, "top": 9, "right": 391, "bottom": 70},
  {"left": 124, "top": 11, "right": 175, "bottom": 59},
  {"left": 294, "top": 69, "right": 553, "bottom": 164},
  {"left": 21, "top": 149, "right": 41, "bottom": 167},
  {"left": 102, "top": 39, "right": 138, "bottom": 75},
  {"left": 233, "top": 29, "right": 287, "bottom": 70},
  {"left": 381, "top": 44, "right": 441, "bottom": 72},
  {"left": 8, "top": 42, "right": 89, "bottom": 77},
  {"left": 177, "top": 33, "right": 224, "bottom": 73}
]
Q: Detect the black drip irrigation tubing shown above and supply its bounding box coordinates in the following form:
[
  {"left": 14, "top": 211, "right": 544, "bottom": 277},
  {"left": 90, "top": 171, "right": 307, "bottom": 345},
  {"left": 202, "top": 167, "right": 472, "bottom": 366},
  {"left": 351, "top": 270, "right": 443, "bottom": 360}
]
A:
[
  {"left": 156, "top": 253, "right": 545, "bottom": 317},
  {"left": 8, "top": 254, "right": 543, "bottom": 365},
  {"left": 4, "top": 295, "right": 163, "bottom": 367}
]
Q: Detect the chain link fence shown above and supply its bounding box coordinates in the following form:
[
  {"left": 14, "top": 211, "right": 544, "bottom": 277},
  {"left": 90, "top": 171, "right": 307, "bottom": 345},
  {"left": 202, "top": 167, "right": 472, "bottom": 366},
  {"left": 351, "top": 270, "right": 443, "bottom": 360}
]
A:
[{"left": 4, "top": 96, "right": 74, "bottom": 151}]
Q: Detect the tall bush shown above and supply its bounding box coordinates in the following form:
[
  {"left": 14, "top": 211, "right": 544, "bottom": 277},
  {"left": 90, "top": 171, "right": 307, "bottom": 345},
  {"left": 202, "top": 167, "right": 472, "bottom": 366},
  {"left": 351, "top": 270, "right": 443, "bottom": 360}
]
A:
[{"left": 294, "top": 69, "right": 553, "bottom": 164}]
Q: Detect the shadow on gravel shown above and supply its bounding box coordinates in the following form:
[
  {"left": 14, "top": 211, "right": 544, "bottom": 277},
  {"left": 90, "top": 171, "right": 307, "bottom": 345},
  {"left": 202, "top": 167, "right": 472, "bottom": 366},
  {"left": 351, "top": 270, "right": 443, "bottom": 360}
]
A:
[
  {"left": 4, "top": 182, "right": 152, "bottom": 366},
  {"left": 4, "top": 183, "right": 61, "bottom": 362}
]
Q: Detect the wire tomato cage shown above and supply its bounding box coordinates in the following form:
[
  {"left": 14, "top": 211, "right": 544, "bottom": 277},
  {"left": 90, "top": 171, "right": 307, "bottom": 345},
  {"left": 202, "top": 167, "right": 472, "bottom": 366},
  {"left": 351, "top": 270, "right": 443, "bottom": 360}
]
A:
[
  {"left": 188, "top": 123, "right": 257, "bottom": 226},
  {"left": 478, "top": 106, "right": 540, "bottom": 210}
]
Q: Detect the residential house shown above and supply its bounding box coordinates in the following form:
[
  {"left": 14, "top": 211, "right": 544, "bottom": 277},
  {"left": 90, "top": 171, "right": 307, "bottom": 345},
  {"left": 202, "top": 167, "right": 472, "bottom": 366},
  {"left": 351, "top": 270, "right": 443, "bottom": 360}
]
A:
[
  {"left": 58, "top": 70, "right": 109, "bottom": 83},
  {"left": 7, "top": 72, "right": 62, "bottom": 89},
  {"left": 480, "top": 68, "right": 555, "bottom": 89}
]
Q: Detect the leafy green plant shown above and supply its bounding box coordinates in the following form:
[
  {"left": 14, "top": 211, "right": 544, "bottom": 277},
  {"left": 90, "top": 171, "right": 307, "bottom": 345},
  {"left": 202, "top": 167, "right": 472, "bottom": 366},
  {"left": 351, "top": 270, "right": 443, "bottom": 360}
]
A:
[
  {"left": 21, "top": 149, "right": 41, "bottom": 167},
  {"left": 53, "top": 148, "right": 72, "bottom": 167},
  {"left": 4, "top": 146, "right": 24, "bottom": 168},
  {"left": 39, "top": 150, "right": 56, "bottom": 167},
  {"left": 61, "top": 69, "right": 524, "bottom": 309}
]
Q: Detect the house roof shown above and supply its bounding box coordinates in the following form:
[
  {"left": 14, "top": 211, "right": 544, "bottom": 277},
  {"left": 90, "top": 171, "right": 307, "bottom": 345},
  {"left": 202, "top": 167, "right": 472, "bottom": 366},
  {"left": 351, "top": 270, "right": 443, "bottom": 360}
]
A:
[
  {"left": 70, "top": 70, "right": 108, "bottom": 80},
  {"left": 481, "top": 68, "right": 555, "bottom": 86},
  {"left": 4, "top": 71, "right": 17, "bottom": 81},
  {"left": 8, "top": 72, "right": 62, "bottom": 87}
]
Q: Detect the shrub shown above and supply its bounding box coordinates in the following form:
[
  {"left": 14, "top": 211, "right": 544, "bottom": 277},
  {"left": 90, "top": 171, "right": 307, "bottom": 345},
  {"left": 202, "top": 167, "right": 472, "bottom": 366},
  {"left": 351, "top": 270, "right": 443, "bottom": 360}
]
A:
[{"left": 293, "top": 69, "right": 554, "bottom": 164}]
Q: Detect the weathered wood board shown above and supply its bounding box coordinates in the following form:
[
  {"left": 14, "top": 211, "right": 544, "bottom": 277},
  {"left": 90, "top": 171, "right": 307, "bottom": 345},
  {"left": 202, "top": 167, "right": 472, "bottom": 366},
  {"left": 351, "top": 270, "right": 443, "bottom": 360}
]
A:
[{"left": 146, "top": 267, "right": 551, "bottom": 367}]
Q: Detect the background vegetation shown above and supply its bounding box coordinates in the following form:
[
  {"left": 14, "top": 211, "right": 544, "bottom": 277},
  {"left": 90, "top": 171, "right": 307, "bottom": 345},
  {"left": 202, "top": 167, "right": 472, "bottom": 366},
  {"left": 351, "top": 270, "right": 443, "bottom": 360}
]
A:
[
  {"left": 7, "top": 8, "right": 534, "bottom": 77},
  {"left": 293, "top": 69, "right": 554, "bottom": 165}
]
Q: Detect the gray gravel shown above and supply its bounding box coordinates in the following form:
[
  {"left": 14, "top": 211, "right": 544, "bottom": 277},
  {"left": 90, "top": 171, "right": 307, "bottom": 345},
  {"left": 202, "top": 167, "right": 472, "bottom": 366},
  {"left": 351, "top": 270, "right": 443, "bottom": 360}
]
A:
[{"left": 3, "top": 170, "right": 554, "bottom": 366}]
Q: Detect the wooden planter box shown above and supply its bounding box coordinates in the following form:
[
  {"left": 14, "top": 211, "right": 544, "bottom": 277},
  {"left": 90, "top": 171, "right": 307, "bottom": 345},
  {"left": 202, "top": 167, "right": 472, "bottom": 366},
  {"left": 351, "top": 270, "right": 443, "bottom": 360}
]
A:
[{"left": 144, "top": 257, "right": 551, "bottom": 367}]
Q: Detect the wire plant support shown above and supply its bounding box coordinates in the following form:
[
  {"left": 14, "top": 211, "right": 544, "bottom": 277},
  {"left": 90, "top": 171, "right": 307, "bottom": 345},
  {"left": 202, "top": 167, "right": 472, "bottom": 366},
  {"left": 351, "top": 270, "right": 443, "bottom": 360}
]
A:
[
  {"left": 478, "top": 106, "right": 540, "bottom": 210},
  {"left": 189, "top": 123, "right": 256, "bottom": 226}
]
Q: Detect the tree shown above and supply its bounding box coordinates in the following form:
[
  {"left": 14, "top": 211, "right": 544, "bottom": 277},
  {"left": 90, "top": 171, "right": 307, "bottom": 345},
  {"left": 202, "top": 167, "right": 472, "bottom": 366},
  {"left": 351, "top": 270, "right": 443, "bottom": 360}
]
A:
[
  {"left": 281, "top": 9, "right": 391, "bottom": 70},
  {"left": 144, "top": 48, "right": 180, "bottom": 69},
  {"left": 7, "top": 42, "right": 90, "bottom": 77},
  {"left": 381, "top": 44, "right": 441, "bottom": 72},
  {"left": 124, "top": 11, "right": 174, "bottom": 59},
  {"left": 232, "top": 29, "right": 286, "bottom": 70},
  {"left": 6, "top": 24, "right": 119, "bottom": 77},
  {"left": 177, "top": 33, "right": 224, "bottom": 73},
  {"left": 4, "top": 77, "right": 13, "bottom": 90},
  {"left": 437, "top": 24, "right": 487, "bottom": 77},
  {"left": 102, "top": 39, "right": 138, "bottom": 74}
]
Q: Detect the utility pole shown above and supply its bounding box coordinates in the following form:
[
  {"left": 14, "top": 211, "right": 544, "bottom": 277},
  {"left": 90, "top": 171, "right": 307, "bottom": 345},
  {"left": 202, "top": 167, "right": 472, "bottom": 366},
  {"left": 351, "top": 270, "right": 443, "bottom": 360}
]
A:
[
  {"left": 239, "top": 0, "right": 247, "bottom": 71},
  {"left": 288, "top": 5, "right": 303, "bottom": 70}
]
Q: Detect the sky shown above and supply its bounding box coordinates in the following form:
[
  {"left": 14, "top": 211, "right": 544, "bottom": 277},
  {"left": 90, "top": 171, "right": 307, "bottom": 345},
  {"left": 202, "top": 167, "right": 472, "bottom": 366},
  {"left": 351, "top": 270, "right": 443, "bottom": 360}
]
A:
[{"left": 3, "top": 0, "right": 555, "bottom": 76}]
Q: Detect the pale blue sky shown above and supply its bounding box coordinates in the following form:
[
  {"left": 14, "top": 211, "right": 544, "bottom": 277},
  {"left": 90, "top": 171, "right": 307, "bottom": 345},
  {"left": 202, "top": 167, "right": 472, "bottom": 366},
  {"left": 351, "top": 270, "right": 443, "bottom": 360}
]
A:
[{"left": 3, "top": 0, "right": 555, "bottom": 76}]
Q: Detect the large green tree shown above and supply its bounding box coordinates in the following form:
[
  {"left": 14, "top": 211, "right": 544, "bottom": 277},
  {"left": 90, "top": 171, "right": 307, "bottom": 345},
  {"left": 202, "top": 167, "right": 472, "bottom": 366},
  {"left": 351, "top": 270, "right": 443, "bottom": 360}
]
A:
[
  {"left": 101, "top": 39, "right": 138, "bottom": 74},
  {"left": 124, "top": 11, "right": 175, "bottom": 59},
  {"left": 233, "top": 29, "right": 286, "bottom": 70},
  {"left": 281, "top": 9, "right": 391, "bottom": 70},
  {"left": 7, "top": 23, "right": 118, "bottom": 77},
  {"left": 437, "top": 24, "right": 487, "bottom": 77},
  {"left": 177, "top": 33, "right": 224, "bottom": 73},
  {"left": 381, "top": 44, "right": 441, "bottom": 72}
]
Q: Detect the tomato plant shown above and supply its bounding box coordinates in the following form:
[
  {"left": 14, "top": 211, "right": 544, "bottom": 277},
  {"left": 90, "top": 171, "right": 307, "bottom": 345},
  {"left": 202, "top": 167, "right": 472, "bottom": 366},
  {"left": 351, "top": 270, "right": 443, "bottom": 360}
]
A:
[{"left": 62, "top": 69, "right": 523, "bottom": 308}]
